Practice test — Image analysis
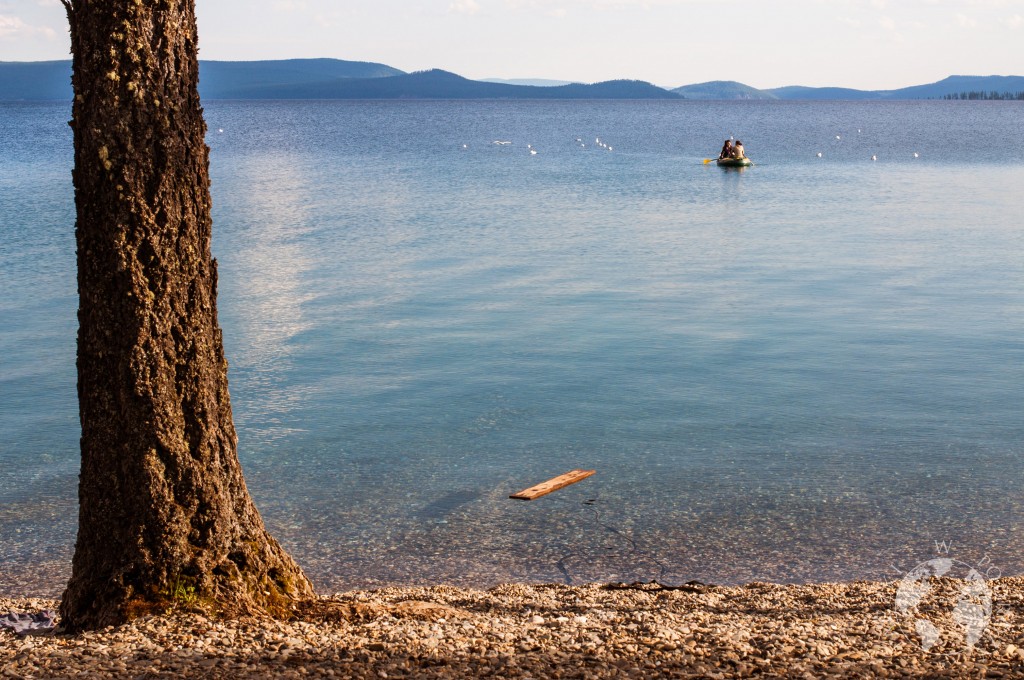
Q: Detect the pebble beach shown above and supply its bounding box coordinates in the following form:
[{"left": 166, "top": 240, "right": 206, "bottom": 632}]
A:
[{"left": 4, "top": 577, "right": 1024, "bottom": 678}]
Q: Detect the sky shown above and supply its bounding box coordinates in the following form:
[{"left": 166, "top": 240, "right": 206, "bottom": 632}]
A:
[{"left": 2, "top": 0, "right": 1023, "bottom": 90}]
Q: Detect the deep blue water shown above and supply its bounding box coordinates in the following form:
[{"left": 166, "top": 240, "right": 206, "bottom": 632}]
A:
[{"left": 1, "top": 100, "right": 1023, "bottom": 595}]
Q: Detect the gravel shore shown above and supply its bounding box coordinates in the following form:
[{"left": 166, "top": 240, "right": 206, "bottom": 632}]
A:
[{"left": 4, "top": 578, "right": 1024, "bottom": 678}]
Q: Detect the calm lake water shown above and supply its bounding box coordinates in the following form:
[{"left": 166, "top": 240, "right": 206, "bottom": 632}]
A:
[{"left": 1, "top": 100, "right": 1023, "bottom": 596}]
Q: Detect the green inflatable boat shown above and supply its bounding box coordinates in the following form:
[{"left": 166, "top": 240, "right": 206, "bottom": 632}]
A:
[{"left": 716, "top": 157, "right": 753, "bottom": 167}]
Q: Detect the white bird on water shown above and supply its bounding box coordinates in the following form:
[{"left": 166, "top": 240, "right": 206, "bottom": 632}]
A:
[
  {"left": 871, "top": 155, "right": 877, "bottom": 161},
  {"left": 913, "top": 152, "right": 919, "bottom": 158},
  {"left": 817, "top": 152, "right": 823, "bottom": 158},
  {"left": 530, "top": 149, "right": 538, "bottom": 155}
]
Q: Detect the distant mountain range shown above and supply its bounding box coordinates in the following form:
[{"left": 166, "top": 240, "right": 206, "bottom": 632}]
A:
[
  {"left": 675, "top": 76, "right": 1024, "bottom": 100},
  {"left": 1, "top": 58, "right": 1022, "bottom": 101},
  {"left": 198, "top": 58, "right": 403, "bottom": 99},
  {"left": 673, "top": 81, "right": 771, "bottom": 100},
  {"left": 0, "top": 58, "right": 403, "bottom": 101},
  {"left": 481, "top": 78, "right": 579, "bottom": 87},
  {"left": 215, "top": 69, "right": 678, "bottom": 100}
]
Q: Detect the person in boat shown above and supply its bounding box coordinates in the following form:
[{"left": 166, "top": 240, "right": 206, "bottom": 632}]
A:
[
  {"left": 718, "top": 140, "right": 733, "bottom": 160},
  {"left": 732, "top": 140, "right": 745, "bottom": 159}
]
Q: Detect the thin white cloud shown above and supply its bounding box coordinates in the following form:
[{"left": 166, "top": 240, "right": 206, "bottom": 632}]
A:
[
  {"left": 450, "top": 0, "right": 481, "bottom": 13},
  {"left": 955, "top": 12, "right": 979, "bottom": 25},
  {"left": 874, "top": 14, "right": 908, "bottom": 41},
  {"left": 0, "top": 14, "right": 26, "bottom": 36},
  {"left": 0, "top": 14, "right": 55, "bottom": 39},
  {"left": 867, "top": 0, "right": 1023, "bottom": 6},
  {"left": 314, "top": 13, "right": 336, "bottom": 28},
  {"left": 504, "top": 0, "right": 708, "bottom": 11}
]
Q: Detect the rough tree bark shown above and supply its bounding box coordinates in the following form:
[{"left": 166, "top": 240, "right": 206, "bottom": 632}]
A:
[{"left": 59, "top": 0, "right": 314, "bottom": 632}]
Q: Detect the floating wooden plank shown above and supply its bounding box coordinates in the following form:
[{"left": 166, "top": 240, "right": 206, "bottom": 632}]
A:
[{"left": 510, "top": 469, "right": 596, "bottom": 501}]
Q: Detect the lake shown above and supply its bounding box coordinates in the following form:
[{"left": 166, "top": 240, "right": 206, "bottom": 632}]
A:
[{"left": 1, "top": 99, "right": 1023, "bottom": 596}]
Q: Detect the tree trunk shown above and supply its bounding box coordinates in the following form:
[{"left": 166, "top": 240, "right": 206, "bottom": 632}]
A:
[{"left": 59, "top": 0, "right": 314, "bottom": 632}]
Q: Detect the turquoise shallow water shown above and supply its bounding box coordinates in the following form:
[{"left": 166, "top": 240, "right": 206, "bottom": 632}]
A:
[{"left": 1, "top": 100, "right": 1023, "bottom": 595}]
